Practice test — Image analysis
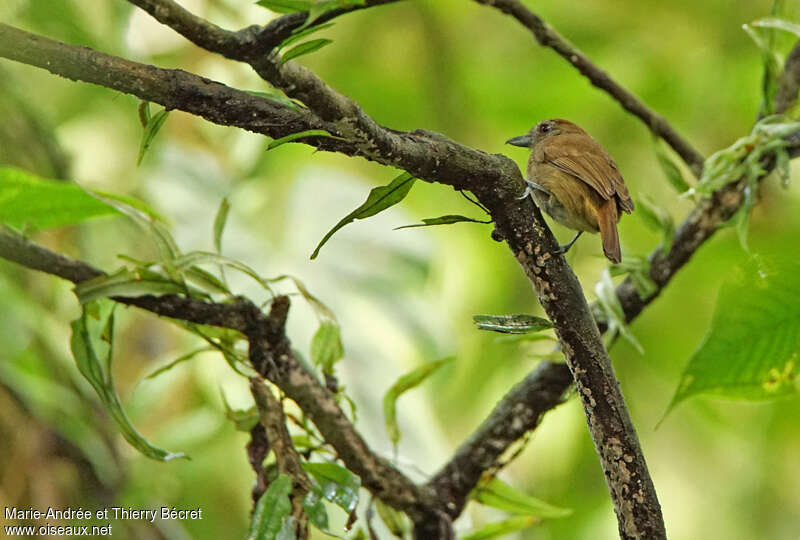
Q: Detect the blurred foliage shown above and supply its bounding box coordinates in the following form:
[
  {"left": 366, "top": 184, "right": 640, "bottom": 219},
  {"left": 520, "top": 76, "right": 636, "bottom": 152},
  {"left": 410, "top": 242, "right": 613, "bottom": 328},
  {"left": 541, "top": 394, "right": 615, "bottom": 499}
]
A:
[{"left": 2, "top": 0, "right": 800, "bottom": 539}]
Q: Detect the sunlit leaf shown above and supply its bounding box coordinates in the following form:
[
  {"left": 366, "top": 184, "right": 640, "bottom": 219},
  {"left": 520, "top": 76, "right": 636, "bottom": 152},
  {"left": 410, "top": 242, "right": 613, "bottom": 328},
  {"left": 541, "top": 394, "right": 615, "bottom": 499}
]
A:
[
  {"left": 666, "top": 256, "right": 800, "bottom": 414},
  {"left": 281, "top": 39, "right": 333, "bottom": 64},
  {"left": 247, "top": 474, "right": 293, "bottom": 540},
  {"left": 70, "top": 300, "right": 185, "bottom": 461},
  {"left": 142, "top": 347, "right": 213, "bottom": 381},
  {"left": 595, "top": 269, "right": 643, "bottom": 353},
  {"left": 471, "top": 475, "right": 571, "bottom": 518},
  {"left": 137, "top": 107, "right": 170, "bottom": 165},
  {"left": 310, "top": 321, "right": 344, "bottom": 375},
  {"left": 0, "top": 167, "right": 119, "bottom": 229},
  {"left": 473, "top": 314, "right": 553, "bottom": 334},
  {"left": 311, "top": 172, "right": 416, "bottom": 259},
  {"left": 394, "top": 214, "right": 489, "bottom": 230},
  {"left": 267, "top": 129, "right": 343, "bottom": 150},
  {"left": 383, "top": 357, "right": 453, "bottom": 446},
  {"left": 268, "top": 274, "right": 336, "bottom": 321}
]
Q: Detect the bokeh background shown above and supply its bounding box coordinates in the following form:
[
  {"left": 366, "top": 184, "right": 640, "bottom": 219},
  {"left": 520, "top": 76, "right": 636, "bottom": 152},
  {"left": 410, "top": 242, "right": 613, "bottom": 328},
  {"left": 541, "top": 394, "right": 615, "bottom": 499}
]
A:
[{"left": 2, "top": 0, "right": 800, "bottom": 538}]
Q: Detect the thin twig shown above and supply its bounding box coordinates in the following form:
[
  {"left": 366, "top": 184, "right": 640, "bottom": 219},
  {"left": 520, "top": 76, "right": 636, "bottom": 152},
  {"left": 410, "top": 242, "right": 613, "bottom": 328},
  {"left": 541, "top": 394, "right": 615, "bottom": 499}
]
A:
[{"left": 474, "top": 0, "right": 706, "bottom": 176}]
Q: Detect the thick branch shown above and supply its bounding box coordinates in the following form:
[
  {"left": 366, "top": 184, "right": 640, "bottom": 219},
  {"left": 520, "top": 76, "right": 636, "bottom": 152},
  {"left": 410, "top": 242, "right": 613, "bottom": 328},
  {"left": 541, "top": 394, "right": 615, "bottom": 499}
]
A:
[
  {"left": 428, "top": 40, "right": 800, "bottom": 523},
  {"left": 1, "top": 21, "right": 664, "bottom": 537},
  {"left": 0, "top": 229, "right": 435, "bottom": 522},
  {"left": 475, "top": 0, "right": 705, "bottom": 176}
]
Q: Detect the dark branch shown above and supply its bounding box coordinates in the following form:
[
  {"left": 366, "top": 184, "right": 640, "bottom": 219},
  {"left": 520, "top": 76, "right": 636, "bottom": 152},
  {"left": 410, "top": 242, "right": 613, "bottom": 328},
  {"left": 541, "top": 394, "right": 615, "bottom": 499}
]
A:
[
  {"left": 0, "top": 228, "right": 436, "bottom": 523},
  {"left": 427, "top": 38, "right": 800, "bottom": 526},
  {"left": 1, "top": 17, "right": 666, "bottom": 537},
  {"left": 474, "top": 0, "right": 706, "bottom": 176}
]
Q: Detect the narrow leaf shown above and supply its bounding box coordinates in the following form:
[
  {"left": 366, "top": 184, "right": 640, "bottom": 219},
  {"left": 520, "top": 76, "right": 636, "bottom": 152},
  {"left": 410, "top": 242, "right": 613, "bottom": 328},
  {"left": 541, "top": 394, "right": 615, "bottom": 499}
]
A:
[
  {"left": 279, "top": 22, "right": 335, "bottom": 49},
  {"left": 254, "top": 0, "right": 314, "bottom": 14},
  {"left": 267, "top": 129, "right": 342, "bottom": 150},
  {"left": 471, "top": 476, "right": 571, "bottom": 518},
  {"left": 213, "top": 198, "right": 230, "bottom": 253},
  {"left": 280, "top": 39, "right": 333, "bottom": 64},
  {"left": 74, "top": 268, "right": 187, "bottom": 305},
  {"left": 311, "top": 172, "right": 416, "bottom": 259},
  {"left": 394, "top": 214, "right": 488, "bottom": 230},
  {"left": 70, "top": 300, "right": 184, "bottom": 461},
  {"left": 310, "top": 321, "right": 344, "bottom": 375},
  {"left": 137, "top": 108, "right": 170, "bottom": 165},
  {"left": 247, "top": 474, "right": 293, "bottom": 540},
  {"left": 595, "top": 269, "right": 643, "bottom": 353},
  {"left": 383, "top": 357, "right": 453, "bottom": 446},
  {"left": 635, "top": 195, "right": 674, "bottom": 254},
  {"left": 473, "top": 314, "right": 553, "bottom": 334},
  {"left": 142, "top": 347, "right": 213, "bottom": 380},
  {"left": 653, "top": 139, "right": 692, "bottom": 194}
]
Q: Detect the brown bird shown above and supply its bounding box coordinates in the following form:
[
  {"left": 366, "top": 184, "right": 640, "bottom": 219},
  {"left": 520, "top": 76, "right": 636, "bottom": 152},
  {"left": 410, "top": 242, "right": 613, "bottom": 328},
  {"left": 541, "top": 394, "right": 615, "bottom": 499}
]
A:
[{"left": 507, "top": 118, "right": 634, "bottom": 263}]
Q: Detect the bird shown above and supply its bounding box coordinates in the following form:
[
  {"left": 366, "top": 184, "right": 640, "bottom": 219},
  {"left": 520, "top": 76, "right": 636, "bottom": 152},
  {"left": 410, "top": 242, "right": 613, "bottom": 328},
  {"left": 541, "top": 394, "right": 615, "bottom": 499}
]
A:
[{"left": 506, "top": 118, "right": 634, "bottom": 263}]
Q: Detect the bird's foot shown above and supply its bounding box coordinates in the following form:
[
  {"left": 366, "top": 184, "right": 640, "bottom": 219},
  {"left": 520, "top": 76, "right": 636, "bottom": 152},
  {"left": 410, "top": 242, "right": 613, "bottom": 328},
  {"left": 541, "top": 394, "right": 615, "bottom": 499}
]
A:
[
  {"left": 555, "top": 231, "right": 583, "bottom": 255},
  {"left": 517, "top": 180, "right": 551, "bottom": 200}
]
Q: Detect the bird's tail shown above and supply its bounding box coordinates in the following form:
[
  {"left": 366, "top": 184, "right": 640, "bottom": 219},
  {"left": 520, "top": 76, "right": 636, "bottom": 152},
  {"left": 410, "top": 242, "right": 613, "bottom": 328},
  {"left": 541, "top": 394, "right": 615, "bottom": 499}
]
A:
[{"left": 597, "top": 199, "right": 621, "bottom": 263}]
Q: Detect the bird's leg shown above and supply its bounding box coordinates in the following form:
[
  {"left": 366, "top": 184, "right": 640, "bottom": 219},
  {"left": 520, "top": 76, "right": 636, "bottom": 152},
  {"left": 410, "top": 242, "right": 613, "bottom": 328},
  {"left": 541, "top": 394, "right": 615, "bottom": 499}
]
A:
[
  {"left": 555, "top": 231, "right": 583, "bottom": 254},
  {"left": 518, "top": 179, "right": 552, "bottom": 200}
]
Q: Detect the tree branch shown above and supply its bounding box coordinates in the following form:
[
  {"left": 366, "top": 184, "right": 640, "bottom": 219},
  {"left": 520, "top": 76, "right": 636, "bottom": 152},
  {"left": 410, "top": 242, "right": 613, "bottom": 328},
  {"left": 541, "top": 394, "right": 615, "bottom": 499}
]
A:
[
  {"left": 1, "top": 19, "right": 665, "bottom": 537},
  {"left": 428, "top": 39, "right": 800, "bottom": 522},
  {"left": 474, "top": 0, "right": 706, "bottom": 176},
  {"left": 0, "top": 229, "right": 439, "bottom": 526}
]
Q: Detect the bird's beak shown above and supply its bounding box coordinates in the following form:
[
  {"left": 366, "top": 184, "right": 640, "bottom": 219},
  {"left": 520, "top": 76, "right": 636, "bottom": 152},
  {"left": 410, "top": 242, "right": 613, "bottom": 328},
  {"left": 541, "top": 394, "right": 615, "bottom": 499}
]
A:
[{"left": 506, "top": 134, "right": 532, "bottom": 147}]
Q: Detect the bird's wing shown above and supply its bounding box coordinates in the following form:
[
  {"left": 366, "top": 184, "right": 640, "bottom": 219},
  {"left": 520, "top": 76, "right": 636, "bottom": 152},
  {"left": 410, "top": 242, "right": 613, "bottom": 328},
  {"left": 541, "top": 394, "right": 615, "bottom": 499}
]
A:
[{"left": 543, "top": 135, "right": 633, "bottom": 213}]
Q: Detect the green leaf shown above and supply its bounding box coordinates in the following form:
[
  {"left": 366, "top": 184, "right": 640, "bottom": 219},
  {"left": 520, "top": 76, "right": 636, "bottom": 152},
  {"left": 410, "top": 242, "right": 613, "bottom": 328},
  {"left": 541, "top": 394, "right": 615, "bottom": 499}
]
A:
[
  {"left": 311, "top": 172, "right": 416, "bottom": 259},
  {"left": 73, "top": 268, "right": 188, "bottom": 304},
  {"left": 473, "top": 314, "right": 553, "bottom": 334},
  {"left": 268, "top": 274, "right": 336, "bottom": 321},
  {"left": 70, "top": 300, "right": 185, "bottom": 461},
  {"left": 281, "top": 39, "right": 333, "bottom": 64},
  {"left": 374, "top": 499, "right": 409, "bottom": 539},
  {"left": 302, "top": 462, "right": 361, "bottom": 514},
  {"left": 382, "top": 356, "right": 453, "bottom": 446},
  {"left": 751, "top": 16, "right": 800, "bottom": 37},
  {"left": 276, "top": 517, "right": 298, "bottom": 540},
  {"left": 653, "top": 138, "right": 692, "bottom": 195},
  {"left": 213, "top": 198, "right": 230, "bottom": 253},
  {"left": 137, "top": 107, "right": 170, "bottom": 165},
  {"left": 594, "top": 269, "right": 643, "bottom": 353},
  {"left": 635, "top": 195, "right": 674, "bottom": 254},
  {"left": 461, "top": 516, "right": 539, "bottom": 540},
  {"left": 310, "top": 321, "right": 344, "bottom": 375},
  {"left": 470, "top": 476, "right": 571, "bottom": 518},
  {"left": 267, "top": 129, "right": 343, "bottom": 150},
  {"left": 279, "top": 22, "right": 336, "bottom": 49},
  {"left": 394, "top": 214, "right": 489, "bottom": 230},
  {"left": 0, "top": 167, "right": 119, "bottom": 229},
  {"left": 246, "top": 90, "right": 303, "bottom": 111},
  {"left": 142, "top": 347, "right": 213, "bottom": 381},
  {"left": 301, "top": 489, "right": 329, "bottom": 532},
  {"left": 247, "top": 474, "right": 293, "bottom": 540},
  {"left": 609, "top": 256, "right": 658, "bottom": 300},
  {"left": 221, "top": 392, "right": 260, "bottom": 432},
  {"left": 666, "top": 256, "right": 800, "bottom": 413},
  {"left": 255, "top": 0, "right": 314, "bottom": 13}
]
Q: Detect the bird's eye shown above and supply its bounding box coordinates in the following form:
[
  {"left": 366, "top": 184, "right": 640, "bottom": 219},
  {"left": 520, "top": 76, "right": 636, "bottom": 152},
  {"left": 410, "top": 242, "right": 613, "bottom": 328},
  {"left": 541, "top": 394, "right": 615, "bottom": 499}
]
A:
[{"left": 538, "top": 123, "right": 551, "bottom": 134}]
